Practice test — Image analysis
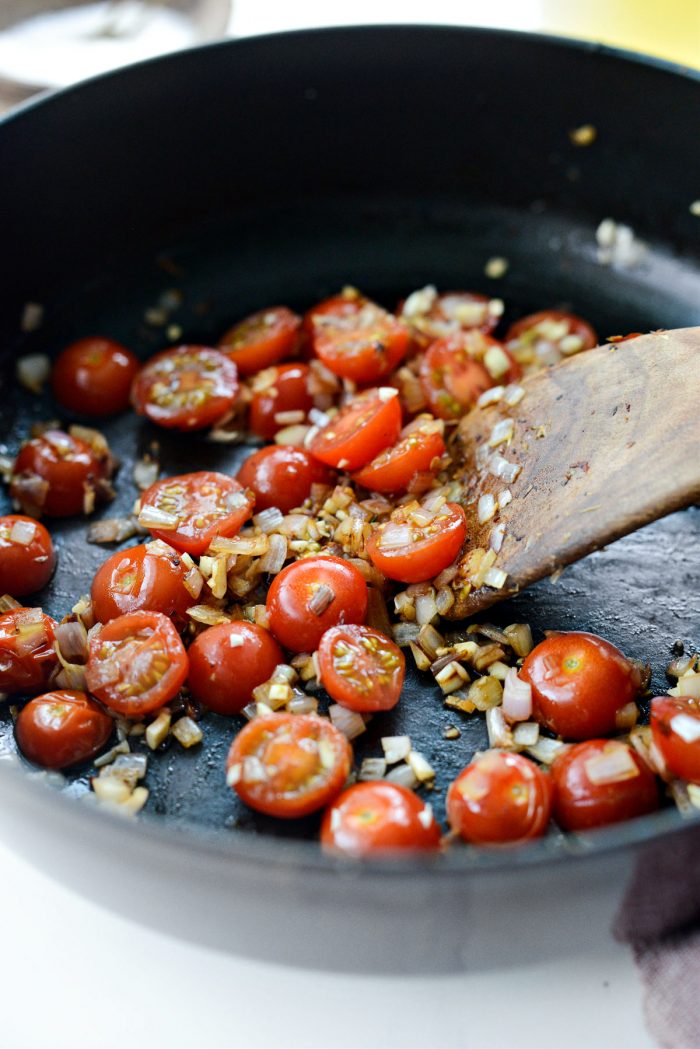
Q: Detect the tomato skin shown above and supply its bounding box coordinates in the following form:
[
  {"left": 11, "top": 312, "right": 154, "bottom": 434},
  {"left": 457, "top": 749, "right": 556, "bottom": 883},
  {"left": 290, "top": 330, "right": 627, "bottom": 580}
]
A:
[
  {"left": 447, "top": 751, "right": 553, "bottom": 845},
  {"left": 0, "top": 608, "right": 58, "bottom": 694},
  {"left": 16, "top": 690, "right": 113, "bottom": 769},
  {"left": 51, "top": 337, "right": 140, "bottom": 416},
  {"left": 226, "top": 713, "right": 352, "bottom": 818},
  {"left": 249, "top": 363, "right": 313, "bottom": 440},
  {"left": 11, "top": 430, "right": 104, "bottom": 517},
  {"left": 91, "top": 543, "right": 193, "bottom": 625},
  {"left": 419, "top": 334, "right": 496, "bottom": 420},
  {"left": 131, "top": 345, "right": 239, "bottom": 431},
  {"left": 266, "top": 555, "right": 368, "bottom": 653},
  {"left": 318, "top": 624, "right": 405, "bottom": 712},
  {"left": 552, "top": 740, "right": 659, "bottom": 832},
  {"left": 236, "top": 445, "right": 332, "bottom": 514},
  {"left": 505, "top": 310, "right": 597, "bottom": 370},
  {"left": 85, "top": 610, "right": 188, "bottom": 718},
  {"left": 399, "top": 289, "right": 502, "bottom": 348},
  {"left": 187, "top": 621, "right": 284, "bottom": 716},
  {"left": 219, "top": 306, "right": 301, "bottom": 375},
  {"left": 321, "top": 782, "right": 441, "bottom": 856},
  {"left": 520, "top": 632, "right": 640, "bottom": 741},
  {"left": 310, "top": 292, "right": 411, "bottom": 384},
  {"left": 367, "top": 501, "right": 467, "bottom": 584},
  {"left": 139, "top": 471, "right": 254, "bottom": 557},
  {"left": 351, "top": 417, "right": 445, "bottom": 493},
  {"left": 651, "top": 697, "right": 700, "bottom": 784},
  {"left": 0, "top": 516, "right": 56, "bottom": 596},
  {"left": 309, "top": 388, "right": 402, "bottom": 470}
]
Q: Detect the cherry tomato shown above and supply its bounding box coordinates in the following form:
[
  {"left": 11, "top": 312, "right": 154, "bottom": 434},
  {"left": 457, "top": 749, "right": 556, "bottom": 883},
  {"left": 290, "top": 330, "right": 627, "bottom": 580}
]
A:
[
  {"left": 85, "top": 610, "right": 188, "bottom": 718},
  {"left": 91, "top": 543, "right": 193, "bottom": 625},
  {"left": 308, "top": 388, "right": 402, "bottom": 470},
  {"left": 505, "top": 309, "right": 597, "bottom": 371},
  {"left": 0, "top": 607, "right": 58, "bottom": 694},
  {"left": 552, "top": 739, "right": 659, "bottom": 831},
  {"left": 131, "top": 345, "right": 239, "bottom": 431},
  {"left": 138, "top": 471, "right": 254, "bottom": 557},
  {"left": 309, "top": 291, "right": 410, "bottom": 384},
  {"left": 520, "top": 632, "right": 641, "bottom": 741},
  {"left": 367, "top": 500, "right": 466, "bottom": 584},
  {"left": 219, "top": 306, "right": 301, "bottom": 375},
  {"left": 419, "top": 333, "right": 497, "bottom": 420},
  {"left": 303, "top": 289, "right": 368, "bottom": 342},
  {"left": 236, "top": 445, "right": 332, "bottom": 514},
  {"left": 16, "top": 690, "right": 113, "bottom": 769},
  {"left": 0, "top": 516, "right": 56, "bottom": 595},
  {"left": 447, "top": 751, "right": 553, "bottom": 845},
  {"left": 651, "top": 697, "right": 700, "bottom": 784},
  {"left": 226, "top": 712, "right": 352, "bottom": 818},
  {"left": 318, "top": 624, "right": 404, "bottom": 712},
  {"left": 249, "top": 362, "right": 313, "bottom": 440},
  {"left": 187, "top": 621, "right": 284, "bottom": 716},
  {"left": 51, "top": 337, "right": 140, "bottom": 416},
  {"left": 11, "top": 430, "right": 104, "bottom": 517},
  {"left": 266, "top": 555, "right": 368, "bottom": 653},
  {"left": 351, "top": 416, "right": 445, "bottom": 493},
  {"left": 399, "top": 288, "right": 502, "bottom": 347},
  {"left": 321, "top": 782, "right": 441, "bottom": 856}
]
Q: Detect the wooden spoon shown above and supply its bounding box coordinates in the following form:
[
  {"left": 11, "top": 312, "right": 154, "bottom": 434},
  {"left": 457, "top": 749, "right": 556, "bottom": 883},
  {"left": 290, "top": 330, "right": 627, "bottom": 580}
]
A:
[{"left": 447, "top": 328, "right": 700, "bottom": 618}]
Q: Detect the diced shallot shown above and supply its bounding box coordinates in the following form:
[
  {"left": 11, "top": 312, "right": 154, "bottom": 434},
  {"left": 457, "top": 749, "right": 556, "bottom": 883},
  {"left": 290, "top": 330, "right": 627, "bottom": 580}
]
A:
[{"left": 502, "top": 668, "right": 533, "bottom": 722}]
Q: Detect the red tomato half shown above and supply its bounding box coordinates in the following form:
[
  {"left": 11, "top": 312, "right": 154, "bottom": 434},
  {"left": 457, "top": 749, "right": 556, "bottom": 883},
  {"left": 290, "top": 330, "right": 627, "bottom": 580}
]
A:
[
  {"left": 351, "top": 416, "right": 445, "bottom": 493},
  {"left": 91, "top": 543, "right": 193, "bottom": 625},
  {"left": 651, "top": 697, "right": 700, "bottom": 784},
  {"left": 138, "top": 471, "right": 254, "bottom": 557},
  {"left": 308, "top": 388, "right": 402, "bottom": 470},
  {"left": 505, "top": 309, "right": 597, "bottom": 370},
  {"left": 552, "top": 739, "right": 659, "bottom": 831},
  {"left": 0, "top": 607, "right": 58, "bottom": 694},
  {"left": 321, "top": 782, "right": 441, "bottom": 856},
  {"left": 85, "top": 610, "right": 188, "bottom": 718},
  {"left": 16, "top": 690, "right": 113, "bottom": 769},
  {"left": 131, "top": 345, "right": 239, "bottom": 430},
  {"left": 226, "top": 713, "right": 352, "bottom": 818},
  {"left": 219, "top": 306, "right": 301, "bottom": 375},
  {"left": 520, "top": 632, "right": 641, "bottom": 741},
  {"left": 236, "top": 445, "right": 332, "bottom": 513},
  {"left": 11, "top": 430, "right": 104, "bottom": 517},
  {"left": 318, "top": 624, "right": 405, "bottom": 712},
  {"left": 399, "top": 288, "right": 502, "bottom": 347},
  {"left": 447, "top": 751, "right": 553, "bottom": 845},
  {"left": 309, "top": 291, "right": 410, "bottom": 384},
  {"left": 0, "top": 516, "right": 56, "bottom": 596},
  {"left": 367, "top": 500, "right": 467, "bottom": 584},
  {"left": 419, "top": 333, "right": 497, "bottom": 420},
  {"left": 51, "top": 337, "right": 140, "bottom": 416},
  {"left": 187, "top": 621, "right": 284, "bottom": 716},
  {"left": 249, "top": 363, "right": 313, "bottom": 440},
  {"left": 266, "top": 555, "right": 368, "bottom": 653}
]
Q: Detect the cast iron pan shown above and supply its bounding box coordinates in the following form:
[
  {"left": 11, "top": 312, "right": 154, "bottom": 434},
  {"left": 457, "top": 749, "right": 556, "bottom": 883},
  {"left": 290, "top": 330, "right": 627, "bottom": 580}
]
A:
[{"left": 1, "top": 25, "right": 699, "bottom": 861}]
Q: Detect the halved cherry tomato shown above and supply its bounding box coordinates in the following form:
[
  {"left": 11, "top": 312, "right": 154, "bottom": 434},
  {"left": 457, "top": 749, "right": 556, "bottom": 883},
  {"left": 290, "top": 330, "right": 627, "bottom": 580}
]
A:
[
  {"left": 138, "top": 471, "right": 254, "bottom": 557},
  {"left": 367, "top": 500, "right": 466, "bottom": 584},
  {"left": 321, "top": 782, "right": 441, "bottom": 856},
  {"left": 91, "top": 542, "right": 193, "bottom": 625},
  {"left": 520, "top": 632, "right": 641, "bottom": 741},
  {"left": 248, "top": 362, "right": 313, "bottom": 440},
  {"left": 11, "top": 430, "right": 105, "bottom": 517},
  {"left": 446, "top": 751, "right": 553, "bottom": 845},
  {"left": 266, "top": 555, "right": 368, "bottom": 653},
  {"left": 309, "top": 290, "right": 410, "bottom": 384},
  {"left": 303, "top": 289, "right": 367, "bottom": 343},
  {"left": 131, "top": 345, "right": 239, "bottom": 431},
  {"left": 551, "top": 739, "right": 659, "bottom": 831},
  {"left": 308, "top": 388, "right": 402, "bottom": 470},
  {"left": 219, "top": 306, "right": 301, "bottom": 375},
  {"left": 226, "top": 712, "right": 352, "bottom": 818},
  {"left": 187, "top": 621, "right": 284, "bottom": 716},
  {"left": 418, "top": 333, "right": 497, "bottom": 419},
  {"left": 651, "top": 697, "right": 700, "bottom": 784},
  {"left": 16, "top": 689, "right": 113, "bottom": 769},
  {"left": 505, "top": 309, "right": 597, "bottom": 371},
  {"left": 0, "top": 516, "right": 56, "bottom": 595},
  {"left": 0, "top": 607, "right": 58, "bottom": 694},
  {"left": 318, "top": 624, "right": 405, "bottom": 712},
  {"left": 351, "top": 416, "right": 445, "bottom": 493},
  {"left": 236, "top": 445, "right": 332, "bottom": 514},
  {"left": 85, "top": 610, "right": 188, "bottom": 717},
  {"left": 51, "top": 337, "right": 140, "bottom": 416},
  {"left": 399, "top": 288, "right": 502, "bottom": 347}
]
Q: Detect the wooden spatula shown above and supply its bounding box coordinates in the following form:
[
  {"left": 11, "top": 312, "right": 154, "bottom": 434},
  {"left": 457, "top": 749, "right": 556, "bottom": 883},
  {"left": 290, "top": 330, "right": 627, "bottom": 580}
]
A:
[{"left": 447, "top": 328, "right": 700, "bottom": 618}]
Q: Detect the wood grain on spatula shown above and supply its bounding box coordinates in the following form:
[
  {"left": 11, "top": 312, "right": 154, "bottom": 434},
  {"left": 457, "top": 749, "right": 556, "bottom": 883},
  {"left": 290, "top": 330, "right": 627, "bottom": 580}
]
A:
[{"left": 448, "top": 328, "right": 700, "bottom": 618}]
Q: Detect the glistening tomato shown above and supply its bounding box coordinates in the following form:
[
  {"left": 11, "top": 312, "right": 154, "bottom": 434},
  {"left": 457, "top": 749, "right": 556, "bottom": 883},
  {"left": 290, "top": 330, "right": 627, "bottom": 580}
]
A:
[
  {"left": 310, "top": 292, "right": 410, "bottom": 384},
  {"left": 651, "top": 697, "right": 700, "bottom": 784},
  {"left": 447, "top": 751, "right": 553, "bottom": 845},
  {"left": 321, "top": 782, "right": 441, "bottom": 856},
  {"left": 131, "top": 345, "right": 239, "bottom": 430},
  {"left": 226, "top": 713, "right": 352, "bottom": 818},
  {"left": 0, "top": 516, "right": 56, "bottom": 595},
  {"left": 366, "top": 500, "right": 466, "bottom": 584},
  {"left": 505, "top": 309, "right": 597, "bottom": 371},
  {"left": 91, "top": 542, "right": 194, "bottom": 625},
  {"left": 11, "top": 430, "right": 105, "bottom": 517},
  {"left": 248, "top": 362, "right": 313, "bottom": 440},
  {"left": 0, "top": 608, "right": 58, "bottom": 694},
  {"left": 308, "top": 388, "right": 402, "bottom": 470},
  {"left": 236, "top": 445, "right": 332, "bottom": 514},
  {"left": 219, "top": 306, "right": 301, "bottom": 375},
  {"left": 138, "top": 471, "right": 254, "bottom": 557},
  {"left": 418, "top": 333, "right": 496, "bottom": 419},
  {"left": 266, "top": 556, "right": 368, "bottom": 653},
  {"left": 351, "top": 416, "right": 445, "bottom": 493},
  {"left": 399, "top": 288, "right": 502, "bottom": 346},
  {"left": 187, "top": 621, "right": 284, "bottom": 716},
  {"left": 51, "top": 337, "right": 140, "bottom": 416},
  {"left": 317, "top": 624, "right": 405, "bottom": 712},
  {"left": 551, "top": 739, "right": 659, "bottom": 831},
  {"left": 16, "top": 690, "right": 113, "bottom": 769}
]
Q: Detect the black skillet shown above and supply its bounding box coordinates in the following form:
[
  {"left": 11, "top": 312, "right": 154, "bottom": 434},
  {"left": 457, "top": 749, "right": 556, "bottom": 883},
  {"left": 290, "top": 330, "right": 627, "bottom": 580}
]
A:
[{"left": 0, "top": 26, "right": 699, "bottom": 972}]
